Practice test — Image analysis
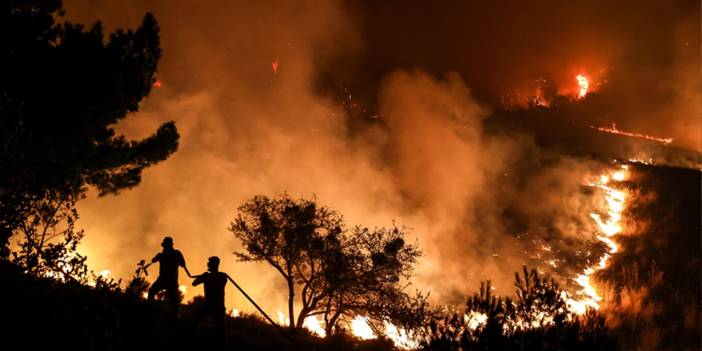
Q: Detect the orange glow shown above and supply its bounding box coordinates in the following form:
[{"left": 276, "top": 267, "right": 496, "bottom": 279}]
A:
[
  {"left": 153, "top": 80, "right": 162, "bottom": 88},
  {"left": 565, "top": 165, "right": 629, "bottom": 315},
  {"left": 592, "top": 123, "right": 674, "bottom": 145},
  {"left": 350, "top": 316, "right": 375, "bottom": 340},
  {"left": 99, "top": 269, "right": 111, "bottom": 279},
  {"left": 576, "top": 74, "right": 589, "bottom": 98},
  {"left": 271, "top": 59, "right": 279, "bottom": 74},
  {"left": 611, "top": 170, "right": 626, "bottom": 181},
  {"left": 384, "top": 321, "right": 420, "bottom": 350},
  {"left": 464, "top": 311, "right": 488, "bottom": 330},
  {"left": 276, "top": 310, "right": 289, "bottom": 325},
  {"left": 302, "top": 316, "right": 326, "bottom": 337}
]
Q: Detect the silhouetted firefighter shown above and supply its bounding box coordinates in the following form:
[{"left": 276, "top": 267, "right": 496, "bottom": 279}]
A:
[
  {"left": 192, "top": 256, "right": 230, "bottom": 347},
  {"left": 147, "top": 236, "right": 191, "bottom": 314}
]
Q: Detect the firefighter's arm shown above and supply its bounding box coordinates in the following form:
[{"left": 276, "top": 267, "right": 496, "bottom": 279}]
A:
[
  {"left": 192, "top": 273, "right": 205, "bottom": 286},
  {"left": 178, "top": 251, "right": 191, "bottom": 277}
]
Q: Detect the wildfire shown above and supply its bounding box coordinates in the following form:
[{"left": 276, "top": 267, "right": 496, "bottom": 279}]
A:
[
  {"left": 566, "top": 165, "right": 629, "bottom": 315},
  {"left": 576, "top": 74, "right": 589, "bottom": 98},
  {"left": 270, "top": 310, "right": 417, "bottom": 348},
  {"left": 350, "top": 316, "right": 376, "bottom": 340},
  {"left": 98, "top": 269, "right": 111, "bottom": 279},
  {"left": 276, "top": 310, "right": 288, "bottom": 325},
  {"left": 83, "top": 268, "right": 113, "bottom": 287},
  {"left": 464, "top": 311, "right": 488, "bottom": 330},
  {"left": 592, "top": 123, "right": 674, "bottom": 145},
  {"left": 384, "top": 321, "right": 420, "bottom": 350},
  {"left": 303, "top": 316, "right": 327, "bottom": 337}
]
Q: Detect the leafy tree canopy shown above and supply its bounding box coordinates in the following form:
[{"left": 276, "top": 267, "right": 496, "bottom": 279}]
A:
[
  {"left": 230, "top": 194, "right": 425, "bottom": 335},
  {"left": 0, "top": 0, "right": 179, "bottom": 255}
]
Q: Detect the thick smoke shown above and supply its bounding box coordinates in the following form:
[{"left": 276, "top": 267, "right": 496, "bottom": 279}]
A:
[
  {"left": 66, "top": 0, "right": 390, "bottom": 312},
  {"left": 63, "top": 0, "right": 695, "bottom": 312}
]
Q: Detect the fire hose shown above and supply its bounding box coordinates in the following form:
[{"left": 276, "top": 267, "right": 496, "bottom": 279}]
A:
[
  {"left": 141, "top": 261, "right": 301, "bottom": 349},
  {"left": 226, "top": 275, "right": 303, "bottom": 351}
]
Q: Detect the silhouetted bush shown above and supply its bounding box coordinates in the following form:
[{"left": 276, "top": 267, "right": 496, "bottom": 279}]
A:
[{"left": 419, "top": 266, "right": 620, "bottom": 351}]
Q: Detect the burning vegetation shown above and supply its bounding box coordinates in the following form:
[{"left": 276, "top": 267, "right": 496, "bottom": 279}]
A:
[{"left": 1, "top": 1, "right": 700, "bottom": 350}]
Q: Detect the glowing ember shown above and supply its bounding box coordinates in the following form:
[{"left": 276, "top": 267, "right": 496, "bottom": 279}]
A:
[
  {"left": 271, "top": 59, "right": 279, "bottom": 74},
  {"left": 576, "top": 74, "right": 589, "bottom": 98},
  {"left": 592, "top": 123, "right": 674, "bottom": 145},
  {"left": 566, "top": 165, "right": 629, "bottom": 315},
  {"left": 350, "top": 315, "right": 375, "bottom": 340},
  {"left": 153, "top": 79, "right": 162, "bottom": 88}
]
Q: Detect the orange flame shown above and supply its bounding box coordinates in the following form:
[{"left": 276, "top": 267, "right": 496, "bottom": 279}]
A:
[
  {"left": 271, "top": 59, "right": 279, "bottom": 74},
  {"left": 270, "top": 309, "right": 419, "bottom": 349},
  {"left": 230, "top": 308, "right": 240, "bottom": 317},
  {"left": 350, "top": 316, "right": 375, "bottom": 340},
  {"left": 592, "top": 123, "right": 674, "bottom": 145},
  {"left": 576, "top": 74, "right": 589, "bottom": 98},
  {"left": 565, "top": 165, "right": 629, "bottom": 315}
]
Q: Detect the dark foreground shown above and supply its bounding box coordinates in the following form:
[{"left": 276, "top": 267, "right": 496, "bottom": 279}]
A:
[{"left": 0, "top": 261, "right": 395, "bottom": 351}]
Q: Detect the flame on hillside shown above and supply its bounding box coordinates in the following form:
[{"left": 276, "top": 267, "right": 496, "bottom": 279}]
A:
[
  {"left": 500, "top": 73, "right": 602, "bottom": 108},
  {"left": 576, "top": 74, "right": 589, "bottom": 98},
  {"left": 592, "top": 123, "right": 674, "bottom": 145},
  {"left": 565, "top": 164, "right": 629, "bottom": 315}
]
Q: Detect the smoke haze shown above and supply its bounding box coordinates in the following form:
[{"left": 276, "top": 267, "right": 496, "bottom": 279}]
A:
[{"left": 63, "top": 0, "right": 699, "bottom": 311}]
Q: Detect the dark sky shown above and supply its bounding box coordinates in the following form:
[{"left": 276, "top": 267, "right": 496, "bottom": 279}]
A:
[
  {"left": 327, "top": 0, "right": 697, "bottom": 97},
  {"left": 317, "top": 0, "right": 699, "bottom": 150}
]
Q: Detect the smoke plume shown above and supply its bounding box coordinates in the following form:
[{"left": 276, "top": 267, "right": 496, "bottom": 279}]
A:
[{"left": 63, "top": 0, "right": 697, "bottom": 312}]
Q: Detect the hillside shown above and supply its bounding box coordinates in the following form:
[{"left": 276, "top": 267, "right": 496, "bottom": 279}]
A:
[{"left": 0, "top": 261, "right": 395, "bottom": 351}]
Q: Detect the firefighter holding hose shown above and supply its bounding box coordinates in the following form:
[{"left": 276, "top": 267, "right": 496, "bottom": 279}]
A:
[
  {"left": 191, "top": 256, "right": 230, "bottom": 347},
  {"left": 145, "top": 236, "right": 191, "bottom": 315}
]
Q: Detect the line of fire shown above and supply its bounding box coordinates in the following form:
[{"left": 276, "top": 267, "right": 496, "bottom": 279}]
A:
[{"left": 1, "top": 1, "right": 700, "bottom": 351}]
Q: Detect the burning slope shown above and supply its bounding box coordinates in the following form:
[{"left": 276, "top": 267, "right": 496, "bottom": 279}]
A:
[
  {"left": 565, "top": 164, "right": 630, "bottom": 315},
  {"left": 601, "top": 163, "right": 701, "bottom": 350},
  {"left": 591, "top": 123, "right": 674, "bottom": 145},
  {"left": 576, "top": 74, "right": 590, "bottom": 99},
  {"left": 499, "top": 72, "right": 603, "bottom": 108}
]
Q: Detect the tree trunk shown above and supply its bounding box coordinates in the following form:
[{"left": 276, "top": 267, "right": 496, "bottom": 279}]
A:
[
  {"left": 324, "top": 319, "right": 333, "bottom": 336},
  {"left": 287, "top": 275, "right": 295, "bottom": 327},
  {"left": 296, "top": 307, "right": 309, "bottom": 329},
  {"left": 328, "top": 311, "right": 342, "bottom": 335}
]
